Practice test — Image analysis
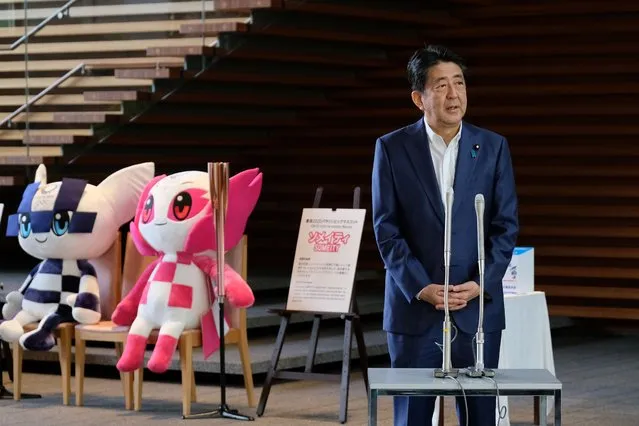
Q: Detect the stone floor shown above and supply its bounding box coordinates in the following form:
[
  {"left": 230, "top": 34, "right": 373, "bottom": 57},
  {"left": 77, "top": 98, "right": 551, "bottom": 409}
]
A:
[
  {"left": 0, "top": 369, "right": 545, "bottom": 426},
  {"left": 3, "top": 322, "right": 639, "bottom": 426}
]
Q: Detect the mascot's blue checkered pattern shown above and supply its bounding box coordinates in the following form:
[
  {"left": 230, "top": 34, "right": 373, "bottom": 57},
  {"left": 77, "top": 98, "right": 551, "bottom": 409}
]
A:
[{"left": 0, "top": 162, "right": 154, "bottom": 351}]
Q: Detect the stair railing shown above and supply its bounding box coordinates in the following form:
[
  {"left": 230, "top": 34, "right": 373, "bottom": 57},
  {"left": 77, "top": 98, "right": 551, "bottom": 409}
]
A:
[
  {"left": 0, "top": 0, "right": 80, "bottom": 51},
  {"left": 0, "top": 63, "right": 86, "bottom": 129}
]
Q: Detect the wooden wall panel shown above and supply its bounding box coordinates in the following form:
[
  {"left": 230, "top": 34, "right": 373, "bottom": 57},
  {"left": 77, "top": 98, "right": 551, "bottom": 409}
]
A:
[{"left": 427, "top": 0, "right": 639, "bottom": 318}]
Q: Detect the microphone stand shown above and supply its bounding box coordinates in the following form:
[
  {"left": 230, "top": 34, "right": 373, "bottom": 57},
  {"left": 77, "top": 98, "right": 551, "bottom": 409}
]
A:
[
  {"left": 435, "top": 188, "right": 458, "bottom": 378},
  {"left": 466, "top": 194, "right": 495, "bottom": 378},
  {"left": 183, "top": 162, "right": 254, "bottom": 421}
]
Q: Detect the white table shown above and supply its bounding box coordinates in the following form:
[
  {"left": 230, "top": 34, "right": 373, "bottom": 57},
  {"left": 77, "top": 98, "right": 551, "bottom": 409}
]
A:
[
  {"left": 369, "top": 368, "right": 562, "bottom": 426},
  {"left": 432, "top": 291, "right": 556, "bottom": 425}
]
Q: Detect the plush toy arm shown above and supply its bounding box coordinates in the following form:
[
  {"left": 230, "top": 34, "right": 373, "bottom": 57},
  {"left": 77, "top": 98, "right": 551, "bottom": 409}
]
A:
[
  {"left": 193, "top": 256, "right": 254, "bottom": 308},
  {"left": 70, "top": 260, "right": 102, "bottom": 324},
  {"left": 218, "top": 263, "right": 255, "bottom": 308},
  {"left": 2, "top": 292, "right": 23, "bottom": 320},
  {"left": 2, "top": 262, "right": 39, "bottom": 320},
  {"left": 112, "top": 258, "right": 159, "bottom": 326}
]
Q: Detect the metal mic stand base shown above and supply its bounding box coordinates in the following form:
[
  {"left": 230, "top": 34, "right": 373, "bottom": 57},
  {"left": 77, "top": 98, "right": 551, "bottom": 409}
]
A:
[
  {"left": 183, "top": 405, "right": 254, "bottom": 421},
  {"left": 182, "top": 298, "right": 254, "bottom": 422},
  {"left": 434, "top": 368, "right": 459, "bottom": 378},
  {"left": 465, "top": 367, "right": 495, "bottom": 378}
]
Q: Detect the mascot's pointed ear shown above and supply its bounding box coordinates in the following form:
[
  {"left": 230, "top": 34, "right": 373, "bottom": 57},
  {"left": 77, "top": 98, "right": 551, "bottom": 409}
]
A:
[
  {"left": 34, "top": 164, "right": 47, "bottom": 185},
  {"left": 98, "top": 162, "right": 155, "bottom": 226}
]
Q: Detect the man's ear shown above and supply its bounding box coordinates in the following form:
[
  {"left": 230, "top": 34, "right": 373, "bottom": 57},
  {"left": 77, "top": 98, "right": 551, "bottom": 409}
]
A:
[{"left": 411, "top": 90, "right": 425, "bottom": 112}]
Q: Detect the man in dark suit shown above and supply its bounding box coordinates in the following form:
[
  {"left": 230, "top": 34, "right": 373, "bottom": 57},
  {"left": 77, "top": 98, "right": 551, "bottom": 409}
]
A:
[{"left": 371, "top": 45, "right": 519, "bottom": 425}]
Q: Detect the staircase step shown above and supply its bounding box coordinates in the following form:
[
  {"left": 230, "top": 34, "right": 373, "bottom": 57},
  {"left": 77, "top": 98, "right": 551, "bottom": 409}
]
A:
[
  {"left": 0, "top": 175, "right": 23, "bottom": 186},
  {"left": 0, "top": 129, "right": 93, "bottom": 142},
  {"left": 220, "top": 46, "right": 390, "bottom": 68},
  {"left": 147, "top": 45, "right": 215, "bottom": 57},
  {"left": 0, "top": 112, "right": 54, "bottom": 123},
  {"left": 214, "top": 0, "right": 282, "bottom": 12},
  {"left": 23, "top": 134, "right": 88, "bottom": 145},
  {"left": 84, "top": 90, "right": 151, "bottom": 102},
  {"left": 179, "top": 21, "right": 248, "bottom": 35},
  {"left": 114, "top": 68, "right": 182, "bottom": 79},
  {"left": 165, "top": 88, "right": 338, "bottom": 107},
  {"left": 0, "top": 146, "right": 62, "bottom": 157},
  {"left": 0, "top": 94, "right": 120, "bottom": 107},
  {"left": 53, "top": 112, "right": 122, "bottom": 124},
  {"left": 85, "top": 57, "right": 186, "bottom": 71},
  {"left": 0, "top": 156, "right": 43, "bottom": 165}
]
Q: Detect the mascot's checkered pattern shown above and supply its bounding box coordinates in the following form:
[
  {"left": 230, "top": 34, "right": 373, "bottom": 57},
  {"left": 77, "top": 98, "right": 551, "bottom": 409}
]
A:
[
  {"left": 0, "top": 162, "right": 154, "bottom": 351},
  {"left": 111, "top": 168, "right": 261, "bottom": 374}
]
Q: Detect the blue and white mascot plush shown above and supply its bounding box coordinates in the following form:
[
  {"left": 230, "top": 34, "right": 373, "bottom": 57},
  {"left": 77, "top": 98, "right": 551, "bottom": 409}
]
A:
[{"left": 0, "top": 162, "right": 154, "bottom": 351}]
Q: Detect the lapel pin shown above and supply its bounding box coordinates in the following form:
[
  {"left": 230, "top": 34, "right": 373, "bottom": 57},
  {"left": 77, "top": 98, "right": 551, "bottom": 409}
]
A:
[{"left": 471, "top": 144, "right": 480, "bottom": 158}]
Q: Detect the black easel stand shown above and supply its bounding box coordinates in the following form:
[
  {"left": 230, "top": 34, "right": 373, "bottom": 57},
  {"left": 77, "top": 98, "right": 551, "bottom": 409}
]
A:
[
  {"left": 256, "top": 187, "right": 370, "bottom": 424},
  {"left": 0, "top": 298, "right": 41, "bottom": 400}
]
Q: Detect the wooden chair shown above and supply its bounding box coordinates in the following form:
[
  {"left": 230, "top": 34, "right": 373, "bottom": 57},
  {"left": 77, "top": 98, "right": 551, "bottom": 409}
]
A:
[
  {"left": 11, "top": 232, "right": 122, "bottom": 405},
  {"left": 131, "top": 235, "right": 256, "bottom": 416},
  {"left": 74, "top": 231, "right": 146, "bottom": 409}
]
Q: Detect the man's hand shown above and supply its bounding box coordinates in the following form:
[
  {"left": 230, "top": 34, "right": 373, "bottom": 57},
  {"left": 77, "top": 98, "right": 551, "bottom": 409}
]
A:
[
  {"left": 450, "top": 281, "right": 481, "bottom": 302},
  {"left": 418, "top": 284, "right": 467, "bottom": 311}
]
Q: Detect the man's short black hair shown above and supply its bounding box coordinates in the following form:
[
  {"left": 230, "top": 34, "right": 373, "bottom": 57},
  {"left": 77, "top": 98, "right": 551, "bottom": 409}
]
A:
[{"left": 407, "top": 44, "right": 467, "bottom": 92}]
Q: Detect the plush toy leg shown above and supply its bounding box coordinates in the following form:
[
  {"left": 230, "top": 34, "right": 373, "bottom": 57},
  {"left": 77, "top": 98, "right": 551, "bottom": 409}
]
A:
[
  {"left": 20, "top": 310, "right": 68, "bottom": 351},
  {"left": 147, "top": 321, "right": 185, "bottom": 374},
  {"left": 117, "top": 317, "right": 154, "bottom": 373},
  {"left": 0, "top": 311, "right": 39, "bottom": 343}
]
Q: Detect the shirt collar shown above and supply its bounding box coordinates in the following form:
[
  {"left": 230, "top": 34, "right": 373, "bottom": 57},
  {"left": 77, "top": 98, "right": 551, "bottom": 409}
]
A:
[{"left": 423, "top": 117, "right": 462, "bottom": 146}]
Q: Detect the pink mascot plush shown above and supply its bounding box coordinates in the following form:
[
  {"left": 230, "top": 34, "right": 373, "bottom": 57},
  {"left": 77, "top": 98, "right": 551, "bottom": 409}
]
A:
[{"left": 111, "top": 168, "right": 262, "bottom": 373}]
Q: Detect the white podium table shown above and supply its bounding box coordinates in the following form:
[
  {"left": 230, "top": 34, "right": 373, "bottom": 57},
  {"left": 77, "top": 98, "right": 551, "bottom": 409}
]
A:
[
  {"left": 369, "top": 368, "right": 562, "bottom": 426},
  {"left": 431, "top": 291, "right": 556, "bottom": 425}
]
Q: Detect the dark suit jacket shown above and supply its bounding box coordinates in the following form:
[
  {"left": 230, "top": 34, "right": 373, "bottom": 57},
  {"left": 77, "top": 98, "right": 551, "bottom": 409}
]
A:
[{"left": 372, "top": 118, "right": 519, "bottom": 335}]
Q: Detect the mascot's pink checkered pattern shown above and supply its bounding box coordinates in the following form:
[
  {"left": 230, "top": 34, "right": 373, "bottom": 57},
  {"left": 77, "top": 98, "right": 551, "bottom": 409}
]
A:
[{"left": 111, "top": 168, "right": 262, "bottom": 374}]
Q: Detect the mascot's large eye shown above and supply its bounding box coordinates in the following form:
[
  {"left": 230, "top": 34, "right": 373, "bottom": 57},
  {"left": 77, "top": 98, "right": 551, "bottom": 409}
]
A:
[
  {"left": 171, "top": 192, "right": 192, "bottom": 221},
  {"left": 142, "top": 194, "right": 154, "bottom": 224},
  {"left": 52, "top": 211, "right": 72, "bottom": 236},
  {"left": 19, "top": 213, "right": 31, "bottom": 238}
]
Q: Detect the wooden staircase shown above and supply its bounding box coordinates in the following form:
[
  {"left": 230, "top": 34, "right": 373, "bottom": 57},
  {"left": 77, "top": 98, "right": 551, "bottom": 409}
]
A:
[
  {"left": 0, "top": 0, "right": 250, "bottom": 174},
  {"left": 2, "top": 0, "right": 639, "bottom": 321}
]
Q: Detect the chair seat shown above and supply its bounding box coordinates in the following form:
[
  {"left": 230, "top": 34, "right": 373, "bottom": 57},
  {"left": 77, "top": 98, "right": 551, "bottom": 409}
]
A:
[
  {"left": 147, "top": 328, "right": 202, "bottom": 347},
  {"left": 23, "top": 322, "right": 75, "bottom": 333},
  {"left": 76, "top": 321, "right": 130, "bottom": 334}
]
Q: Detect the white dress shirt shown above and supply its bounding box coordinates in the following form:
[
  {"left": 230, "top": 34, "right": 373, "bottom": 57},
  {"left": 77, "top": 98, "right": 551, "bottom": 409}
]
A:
[
  {"left": 416, "top": 118, "right": 462, "bottom": 300},
  {"left": 424, "top": 117, "right": 462, "bottom": 206}
]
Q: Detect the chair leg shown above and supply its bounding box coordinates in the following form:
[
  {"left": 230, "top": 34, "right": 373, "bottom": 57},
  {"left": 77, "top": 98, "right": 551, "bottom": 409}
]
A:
[
  {"left": 134, "top": 368, "right": 143, "bottom": 411},
  {"left": 12, "top": 343, "right": 22, "bottom": 401},
  {"left": 238, "top": 328, "right": 256, "bottom": 407},
  {"left": 191, "top": 368, "right": 197, "bottom": 403},
  {"left": 179, "top": 335, "right": 194, "bottom": 417},
  {"left": 116, "top": 342, "right": 133, "bottom": 410},
  {"left": 57, "top": 327, "right": 73, "bottom": 406},
  {"left": 75, "top": 338, "right": 86, "bottom": 406}
]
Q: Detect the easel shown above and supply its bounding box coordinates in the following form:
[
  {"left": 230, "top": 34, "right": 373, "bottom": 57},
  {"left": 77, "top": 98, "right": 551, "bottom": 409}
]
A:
[{"left": 256, "top": 187, "right": 369, "bottom": 424}]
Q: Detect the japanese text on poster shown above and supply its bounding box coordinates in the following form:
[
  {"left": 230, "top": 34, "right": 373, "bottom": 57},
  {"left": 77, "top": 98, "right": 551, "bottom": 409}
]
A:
[{"left": 286, "top": 208, "right": 366, "bottom": 313}]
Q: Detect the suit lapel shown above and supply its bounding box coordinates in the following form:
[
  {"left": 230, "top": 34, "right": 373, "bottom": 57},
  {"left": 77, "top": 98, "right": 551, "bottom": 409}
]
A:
[
  {"left": 403, "top": 119, "right": 444, "bottom": 224},
  {"left": 453, "top": 123, "right": 478, "bottom": 216}
]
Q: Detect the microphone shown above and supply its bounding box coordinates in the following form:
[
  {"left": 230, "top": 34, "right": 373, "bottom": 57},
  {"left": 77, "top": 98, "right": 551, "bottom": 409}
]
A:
[
  {"left": 435, "top": 187, "right": 458, "bottom": 378},
  {"left": 467, "top": 193, "right": 495, "bottom": 378}
]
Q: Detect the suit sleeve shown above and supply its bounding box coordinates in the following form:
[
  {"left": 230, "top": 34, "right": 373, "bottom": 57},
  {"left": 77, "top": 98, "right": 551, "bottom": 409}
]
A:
[
  {"left": 473, "top": 137, "right": 519, "bottom": 298},
  {"left": 372, "top": 138, "right": 432, "bottom": 303}
]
